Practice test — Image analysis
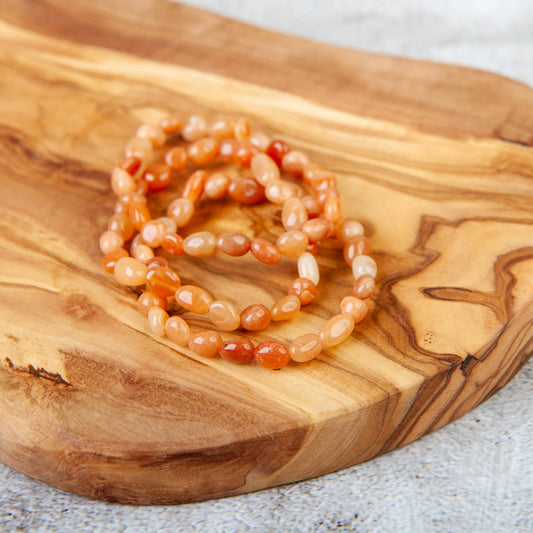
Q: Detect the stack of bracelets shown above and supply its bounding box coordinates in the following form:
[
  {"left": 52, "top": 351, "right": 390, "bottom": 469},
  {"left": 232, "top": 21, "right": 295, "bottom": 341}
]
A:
[{"left": 99, "top": 114, "right": 377, "bottom": 369}]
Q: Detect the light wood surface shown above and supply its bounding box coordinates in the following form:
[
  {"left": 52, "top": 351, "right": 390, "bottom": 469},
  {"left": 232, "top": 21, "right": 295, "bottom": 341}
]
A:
[{"left": 0, "top": 0, "right": 532, "bottom": 504}]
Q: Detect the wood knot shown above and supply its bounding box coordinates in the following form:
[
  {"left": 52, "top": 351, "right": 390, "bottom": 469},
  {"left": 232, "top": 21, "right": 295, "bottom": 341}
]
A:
[{"left": 63, "top": 293, "right": 97, "bottom": 321}]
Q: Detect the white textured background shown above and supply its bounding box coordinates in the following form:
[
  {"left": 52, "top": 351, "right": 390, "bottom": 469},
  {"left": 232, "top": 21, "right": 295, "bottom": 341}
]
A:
[{"left": 1, "top": 1, "right": 532, "bottom": 532}]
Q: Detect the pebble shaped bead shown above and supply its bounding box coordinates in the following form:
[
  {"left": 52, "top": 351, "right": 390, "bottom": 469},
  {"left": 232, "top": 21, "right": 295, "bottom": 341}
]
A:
[
  {"left": 208, "top": 300, "right": 241, "bottom": 330},
  {"left": 119, "top": 191, "right": 147, "bottom": 206},
  {"left": 187, "top": 137, "right": 220, "bottom": 165},
  {"left": 147, "top": 307, "right": 169, "bottom": 337},
  {"left": 140, "top": 220, "right": 167, "bottom": 248},
  {"left": 146, "top": 266, "right": 182, "bottom": 298},
  {"left": 125, "top": 136, "right": 153, "bottom": 160},
  {"left": 308, "top": 171, "right": 337, "bottom": 192},
  {"left": 131, "top": 243, "right": 154, "bottom": 263},
  {"left": 353, "top": 274, "right": 376, "bottom": 300},
  {"left": 164, "top": 146, "right": 188, "bottom": 172},
  {"left": 181, "top": 115, "right": 208, "bottom": 142},
  {"left": 282, "top": 197, "right": 308, "bottom": 231},
  {"left": 271, "top": 295, "right": 301, "bottom": 321},
  {"left": 317, "top": 187, "right": 339, "bottom": 208},
  {"left": 114, "top": 257, "right": 148, "bottom": 286},
  {"left": 250, "top": 153, "right": 280, "bottom": 186},
  {"left": 302, "top": 218, "right": 334, "bottom": 242},
  {"left": 289, "top": 334, "right": 322, "bottom": 363},
  {"left": 265, "top": 180, "right": 303, "bottom": 205},
  {"left": 251, "top": 238, "right": 282, "bottom": 265},
  {"left": 234, "top": 118, "right": 251, "bottom": 141},
  {"left": 297, "top": 252, "right": 320, "bottom": 285},
  {"left": 136, "top": 123, "right": 166, "bottom": 148},
  {"left": 281, "top": 150, "right": 309, "bottom": 177},
  {"left": 130, "top": 233, "right": 142, "bottom": 252},
  {"left": 111, "top": 167, "right": 136, "bottom": 195},
  {"left": 306, "top": 241, "right": 318, "bottom": 256},
  {"left": 136, "top": 180, "right": 149, "bottom": 196},
  {"left": 175, "top": 285, "right": 213, "bottom": 314},
  {"left": 219, "top": 139, "right": 237, "bottom": 163},
  {"left": 182, "top": 170, "right": 207, "bottom": 204},
  {"left": 156, "top": 216, "right": 177, "bottom": 234},
  {"left": 146, "top": 256, "right": 170, "bottom": 269},
  {"left": 301, "top": 195, "right": 321, "bottom": 218},
  {"left": 352, "top": 255, "right": 378, "bottom": 280},
  {"left": 102, "top": 248, "right": 129, "bottom": 274},
  {"left": 302, "top": 162, "right": 325, "bottom": 185},
  {"left": 343, "top": 235, "right": 371, "bottom": 265},
  {"left": 240, "top": 304, "right": 272, "bottom": 331},
  {"left": 128, "top": 202, "right": 152, "bottom": 230},
  {"left": 167, "top": 197, "right": 194, "bottom": 227},
  {"left": 254, "top": 341, "right": 290, "bottom": 370},
  {"left": 107, "top": 212, "right": 134, "bottom": 241},
  {"left": 337, "top": 219, "right": 364, "bottom": 243},
  {"left": 216, "top": 232, "right": 251, "bottom": 256},
  {"left": 228, "top": 176, "right": 265, "bottom": 205},
  {"left": 234, "top": 141, "right": 257, "bottom": 168},
  {"left": 204, "top": 173, "right": 230, "bottom": 199},
  {"left": 219, "top": 337, "right": 255, "bottom": 364},
  {"left": 159, "top": 115, "right": 183, "bottom": 135},
  {"left": 276, "top": 230, "right": 308, "bottom": 258},
  {"left": 265, "top": 140, "right": 290, "bottom": 167},
  {"left": 143, "top": 164, "right": 172, "bottom": 192},
  {"left": 319, "top": 314, "right": 355, "bottom": 347},
  {"left": 183, "top": 231, "right": 217, "bottom": 257},
  {"left": 164, "top": 316, "right": 191, "bottom": 346},
  {"left": 249, "top": 131, "right": 271, "bottom": 151},
  {"left": 118, "top": 156, "right": 142, "bottom": 176},
  {"left": 99, "top": 230, "right": 124, "bottom": 254},
  {"left": 137, "top": 291, "right": 167, "bottom": 316},
  {"left": 188, "top": 330, "right": 222, "bottom": 357},
  {"left": 161, "top": 233, "right": 185, "bottom": 256},
  {"left": 288, "top": 277, "right": 317, "bottom": 305},
  {"left": 324, "top": 196, "right": 342, "bottom": 224},
  {"left": 340, "top": 296, "right": 368, "bottom": 323},
  {"left": 208, "top": 118, "right": 235, "bottom": 140}
]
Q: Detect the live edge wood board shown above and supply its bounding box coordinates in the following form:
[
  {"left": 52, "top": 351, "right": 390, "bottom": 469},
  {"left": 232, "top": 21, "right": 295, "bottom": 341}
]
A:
[{"left": 0, "top": 0, "right": 532, "bottom": 505}]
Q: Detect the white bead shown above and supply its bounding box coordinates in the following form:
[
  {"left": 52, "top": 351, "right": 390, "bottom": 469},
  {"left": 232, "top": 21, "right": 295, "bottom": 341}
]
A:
[
  {"left": 352, "top": 255, "right": 377, "bottom": 279},
  {"left": 298, "top": 252, "right": 320, "bottom": 285},
  {"left": 156, "top": 216, "right": 177, "bottom": 234}
]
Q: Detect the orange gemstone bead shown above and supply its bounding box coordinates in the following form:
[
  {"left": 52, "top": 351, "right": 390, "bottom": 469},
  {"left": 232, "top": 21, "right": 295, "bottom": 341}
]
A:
[
  {"left": 146, "top": 256, "right": 170, "bottom": 270},
  {"left": 219, "top": 139, "right": 238, "bottom": 163},
  {"left": 136, "top": 123, "right": 166, "bottom": 148},
  {"left": 265, "top": 180, "right": 303, "bottom": 205},
  {"left": 301, "top": 195, "right": 321, "bottom": 218},
  {"left": 111, "top": 167, "right": 136, "bottom": 195},
  {"left": 289, "top": 334, "right": 322, "bottom": 363},
  {"left": 337, "top": 219, "right": 364, "bottom": 243},
  {"left": 353, "top": 274, "right": 375, "bottom": 300},
  {"left": 319, "top": 314, "right": 355, "bottom": 347},
  {"left": 282, "top": 197, "right": 308, "bottom": 231},
  {"left": 302, "top": 218, "right": 334, "bottom": 242},
  {"left": 288, "top": 277, "right": 317, "bottom": 306},
  {"left": 249, "top": 131, "right": 271, "bottom": 151},
  {"left": 167, "top": 198, "right": 194, "bottom": 227},
  {"left": 118, "top": 156, "right": 142, "bottom": 176},
  {"left": 161, "top": 233, "right": 185, "bottom": 256},
  {"left": 114, "top": 257, "right": 148, "bottom": 286},
  {"left": 147, "top": 307, "right": 169, "bottom": 337},
  {"left": 143, "top": 163, "right": 172, "bottom": 192},
  {"left": 165, "top": 146, "right": 189, "bottom": 172},
  {"left": 340, "top": 296, "right": 368, "bottom": 324},
  {"left": 234, "top": 141, "right": 257, "bottom": 168},
  {"left": 251, "top": 153, "right": 280, "bottom": 186},
  {"left": 129, "top": 202, "right": 152, "bottom": 230},
  {"left": 302, "top": 162, "right": 325, "bottom": 184},
  {"left": 276, "top": 230, "right": 308, "bottom": 258},
  {"left": 324, "top": 196, "right": 342, "bottom": 224},
  {"left": 187, "top": 137, "right": 219, "bottom": 165},
  {"left": 208, "top": 300, "right": 241, "bottom": 331},
  {"left": 250, "top": 238, "right": 282, "bottom": 265},
  {"left": 102, "top": 248, "right": 129, "bottom": 274},
  {"left": 159, "top": 115, "right": 183, "bottom": 135},
  {"left": 108, "top": 213, "right": 134, "bottom": 241},
  {"left": 140, "top": 220, "right": 167, "bottom": 248},
  {"left": 216, "top": 232, "right": 251, "bottom": 256},
  {"left": 343, "top": 236, "right": 371, "bottom": 265},
  {"left": 228, "top": 177, "right": 265, "bottom": 205},
  {"left": 317, "top": 187, "right": 339, "bottom": 208},
  {"left": 254, "top": 341, "right": 290, "bottom": 369},
  {"left": 137, "top": 291, "right": 167, "bottom": 316},
  {"left": 125, "top": 136, "right": 153, "bottom": 160},
  {"left": 175, "top": 285, "right": 213, "bottom": 314},
  {"left": 234, "top": 118, "right": 251, "bottom": 141},
  {"left": 281, "top": 150, "right": 309, "bottom": 177},
  {"left": 271, "top": 295, "right": 301, "bottom": 321},
  {"left": 131, "top": 243, "right": 154, "bottom": 263},
  {"left": 99, "top": 230, "right": 124, "bottom": 254},
  {"left": 220, "top": 337, "right": 255, "bottom": 364},
  {"left": 146, "top": 266, "right": 182, "bottom": 298},
  {"left": 182, "top": 114, "right": 208, "bottom": 142},
  {"left": 208, "top": 118, "right": 235, "bottom": 140},
  {"left": 165, "top": 316, "right": 191, "bottom": 346},
  {"left": 204, "top": 173, "right": 230, "bottom": 199},
  {"left": 188, "top": 330, "right": 222, "bottom": 357},
  {"left": 183, "top": 231, "right": 217, "bottom": 257},
  {"left": 182, "top": 170, "right": 207, "bottom": 203},
  {"left": 240, "top": 304, "right": 272, "bottom": 331},
  {"left": 266, "top": 140, "right": 290, "bottom": 167}
]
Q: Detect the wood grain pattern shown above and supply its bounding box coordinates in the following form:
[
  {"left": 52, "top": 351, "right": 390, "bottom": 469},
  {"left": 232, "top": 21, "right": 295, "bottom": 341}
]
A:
[{"left": 0, "top": 0, "right": 532, "bottom": 504}]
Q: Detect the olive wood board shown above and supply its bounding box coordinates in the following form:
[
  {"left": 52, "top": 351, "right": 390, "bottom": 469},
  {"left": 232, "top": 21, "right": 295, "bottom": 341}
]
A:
[{"left": 0, "top": 0, "right": 532, "bottom": 504}]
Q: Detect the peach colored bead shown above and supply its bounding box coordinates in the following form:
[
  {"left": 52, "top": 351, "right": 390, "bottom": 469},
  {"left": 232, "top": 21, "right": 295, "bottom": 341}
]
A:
[
  {"left": 282, "top": 197, "right": 308, "bottom": 231},
  {"left": 254, "top": 341, "right": 290, "bottom": 370},
  {"left": 182, "top": 114, "right": 208, "bottom": 142},
  {"left": 219, "top": 139, "right": 237, "bottom": 163},
  {"left": 182, "top": 170, "right": 207, "bottom": 203},
  {"left": 146, "top": 256, "right": 170, "bottom": 269},
  {"left": 114, "top": 257, "right": 148, "bottom": 286},
  {"left": 219, "top": 337, "right": 255, "bottom": 364},
  {"left": 146, "top": 266, "right": 182, "bottom": 298},
  {"left": 281, "top": 150, "right": 309, "bottom": 177},
  {"left": 137, "top": 291, "right": 167, "bottom": 316},
  {"left": 234, "top": 141, "right": 258, "bottom": 168},
  {"left": 337, "top": 219, "right": 365, "bottom": 243},
  {"left": 188, "top": 330, "right": 222, "bottom": 357},
  {"left": 136, "top": 123, "right": 166, "bottom": 148},
  {"left": 204, "top": 173, "right": 230, "bottom": 199},
  {"left": 128, "top": 202, "right": 152, "bottom": 230},
  {"left": 353, "top": 274, "right": 375, "bottom": 300},
  {"left": 276, "top": 230, "right": 308, "bottom": 258},
  {"left": 208, "top": 118, "right": 235, "bottom": 140},
  {"left": 164, "top": 316, "right": 191, "bottom": 346},
  {"left": 156, "top": 216, "right": 177, "bottom": 234},
  {"left": 130, "top": 233, "right": 142, "bottom": 251},
  {"left": 302, "top": 162, "right": 325, "bottom": 184},
  {"left": 340, "top": 296, "right": 368, "bottom": 324},
  {"left": 319, "top": 314, "right": 355, "bottom": 347},
  {"left": 143, "top": 163, "right": 172, "bottom": 192},
  {"left": 167, "top": 197, "right": 194, "bottom": 227},
  {"left": 249, "top": 131, "right": 271, "bottom": 151},
  {"left": 161, "top": 233, "right": 185, "bottom": 256},
  {"left": 309, "top": 171, "right": 337, "bottom": 192},
  {"left": 352, "top": 255, "right": 377, "bottom": 280},
  {"left": 233, "top": 118, "right": 251, "bottom": 141},
  {"left": 228, "top": 177, "right": 265, "bottom": 205},
  {"left": 119, "top": 191, "right": 147, "bottom": 206},
  {"left": 251, "top": 153, "right": 280, "bottom": 186},
  {"left": 140, "top": 220, "right": 167, "bottom": 248},
  {"left": 111, "top": 167, "right": 136, "bottom": 195},
  {"left": 159, "top": 115, "right": 183, "bottom": 135},
  {"left": 251, "top": 238, "right": 282, "bottom": 265},
  {"left": 271, "top": 295, "right": 301, "bottom": 321},
  {"left": 302, "top": 218, "right": 334, "bottom": 242},
  {"left": 288, "top": 277, "right": 317, "bottom": 306},
  {"left": 108, "top": 213, "right": 134, "bottom": 241},
  {"left": 289, "top": 334, "right": 322, "bottom": 363},
  {"left": 125, "top": 136, "right": 153, "bottom": 160},
  {"left": 265, "top": 180, "right": 303, "bottom": 205},
  {"left": 131, "top": 243, "right": 154, "bottom": 263},
  {"left": 165, "top": 146, "right": 188, "bottom": 172},
  {"left": 301, "top": 195, "right": 321, "bottom": 218},
  {"left": 317, "top": 187, "right": 339, "bottom": 208},
  {"left": 175, "top": 285, "right": 213, "bottom": 314},
  {"left": 118, "top": 156, "right": 142, "bottom": 176},
  {"left": 324, "top": 196, "right": 342, "bottom": 224},
  {"left": 187, "top": 137, "right": 220, "bottom": 165},
  {"left": 240, "top": 304, "right": 272, "bottom": 331},
  {"left": 183, "top": 231, "right": 217, "bottom": 257},
  {"left": 102, "top": 248, "right": 129, "bottom": 274},
  {"left": 147, "top": 307, "right": 169, "bottom": 337},
  {"left": 208, "top": 300, "right": 241, "bottom": 331},
  {"left": 216, "top": 232, "right": 251, "bottom": 256},
  {"left": 297, "top": 252, "right": 319, "bottom": 285},
  {"left": 344, "top": 236, "right": 371, "bottom": 265},
  {"left": 99, "top": 230, "right": 124, "bottom": 255}
]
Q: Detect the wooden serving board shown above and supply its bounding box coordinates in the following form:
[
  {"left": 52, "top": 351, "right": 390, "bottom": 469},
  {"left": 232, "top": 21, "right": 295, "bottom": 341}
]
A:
[{"left": 1, "top": 0, "right": 533, "bottom": 505}]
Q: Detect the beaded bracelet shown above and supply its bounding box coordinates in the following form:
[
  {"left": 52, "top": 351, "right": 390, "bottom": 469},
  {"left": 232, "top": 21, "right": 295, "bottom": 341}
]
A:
[{"left": 100, "top": 114, "right": 377, "bottom": 369}]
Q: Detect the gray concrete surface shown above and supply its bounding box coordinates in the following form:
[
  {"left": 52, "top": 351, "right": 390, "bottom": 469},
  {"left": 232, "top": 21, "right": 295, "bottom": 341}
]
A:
[{"left": 1, "top": 1, "right": 532, "bottom": 532}]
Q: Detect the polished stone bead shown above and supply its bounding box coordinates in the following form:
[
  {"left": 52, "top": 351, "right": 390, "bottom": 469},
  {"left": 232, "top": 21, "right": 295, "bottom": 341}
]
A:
[
  {"left": 297, "top": 252, "right": 320, "bottom": 285},
  {"left": 234, "top": 118, "right": 251, "bottom": 141},
  {"left": 254, "top": 341, "right": 290, "bottom": 369},
  {"left": 228, "top": 177, "right": 265, "bottom": 205},
  {"left": 340, "top": 296, "right": 368, "bottom": 323},
  {"left": 146, "top": 266, "right": 182, "bottom": 298},
  {"left": 353, "top": 274, "right": 376, "bottom": 300},
  {"left": 343, "top": 236, "right": 371, "bottom": 265},
  {"left": 271, "top": 295, "right": 301, "bottom": 321},
  {"left": 125, "top": 136, "right": 153, "bottom": 160},
  {"left": 137, "top": 290, "right": 167, "bottom": 316},
  {"left": 188, "top": 330, "right": 222, "bottom": 357},
  {"left": 249, "top": 131, "right": 271, "bottom": 151},
  {"left": 131, "top": 243, "right": 154, "bottom": 263},
  {"left": 251, "top": 153, "right": 280, "bottom": 186},
  {"left": 114, "top": 257, "right": 148, "bottom": 286},
  {"left": 140, "top": 220, "right": 167, "bottom": 248},
  {"left": 282, "top": 197, "right": 308, "bottom": 231},
  {"left": 281, "top": 150, "right": 309, "bottom": 177},
  {"left": 128, "top": 202, "right": 152, "bottom": 230},
  {"left": 159, "top": 115, "right": 183, "bottom": 135},
  {"left": 216, "top": 232, "right": 251, "bottom": 256},
  {"left": 301, "top": 195, "right": 321, "bottom": 218},
  {"left": 302, "top": 218, "right": 334, "bottom": 242},
  {"left": 102, "top": 248, "right": 129, "bottom": 274},
  {"left": 182, "top": 170, "right": 207, "bottom": 204},
  {"left": 161, "top": 233, "right": 185, "bottom": 256},
  {"left": 145, "top": 256, "right": 170, "bottom": 270},
  {"left": 319, "top": 314, "right": 355, "bottom": 347},
  {"left": 276, "top": 230, "right": 308, "bottom": 258},
  {"left": 265, "top": 140, "right": 290, "bottom": 167},
  {"left": 136, "top": 123, "right": 166, "bottom": 148},
  {"left": 289, "top": 334, "right": 322, "bottom": 363},
  {"left": 324, "top": 196, "right": 342, "bottom": 224},
  {"left": 265, "top": 180, "right": 303, "bottom": 205},
  {"left": 182, "top": 114, "right": 208, "bottom": 142},
  {"left": 208, "top": 118, "right": 235, "bottom": 140},
  {"left": 164, "top": 146, "right": 188, "bottom": 172},
  {"left": 143, "top": 163, "right": 172, "bottom": 192},
  {"left": 288, "top": 277, "right": 317, "bottom": 306},
  {"left": 240, "top": 304, "right": 272, "bottom": 331},
  {"left": 204, "top": 173, "right": 230, "bottom": 199},
  {"left": 251, "top": 238, "right": 282, "bottom": 265},
  {"left": 187, "top": 137, "right": 220, "bottom": 165},
  {"left": 219, "top": 337, "right": 255, "bottom": 364},
  {"left": 167, "top": 197, "right": 194, "bottom": 227},
  {"left": 99, "top": 230, "right": 124, "bottom": 255},
  {"left": 156, "top": 216, "right": 177, "bottom": 234},
  {"left": 337, "top": 219, "right": 365, "bottom": 243},
  {"left": 164, "top": 316, "right": 191, "bottom": 346},
  {"left": 111, "top": 167, "right": 136, "bottom": 195},
  {"left": 183, "top": 231, "right": 217, "bottom": 257},
  {"left": 147, "top": 307, "right": 169, "bottom": 337},
  {"left": 107, "top": 213, "right": 134, "bottom": 241},
  {"left": 117, "top": 156, "right": 142, "bottom": 176},
  {"left": 352, "top": 255, "right": 377, "bottom": 280},
  {"left": 208, "top": 300, "right": 241, "bottom": 331},
  {"left": 175, "top": 285, "right": 213, "bottom": 314}
]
